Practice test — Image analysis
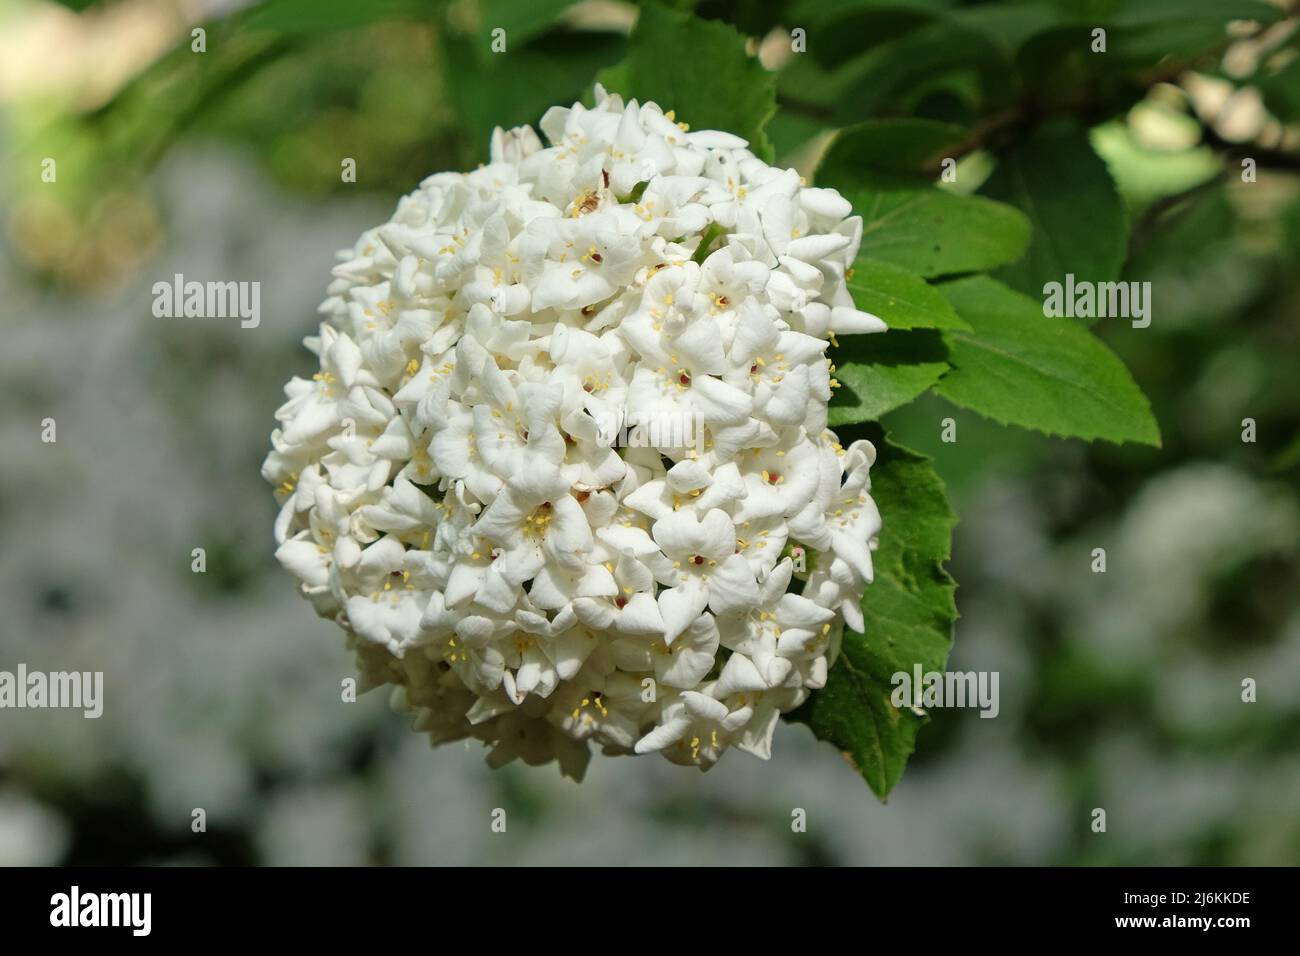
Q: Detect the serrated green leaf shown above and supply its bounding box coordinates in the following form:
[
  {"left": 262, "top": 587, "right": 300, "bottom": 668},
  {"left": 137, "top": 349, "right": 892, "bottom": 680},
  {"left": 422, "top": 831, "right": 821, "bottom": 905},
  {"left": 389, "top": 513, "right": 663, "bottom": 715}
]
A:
[
  {"left": 847, "top": 257, "right": 970, "bottom": 331},
  {"left": 844, "top": 185, "right": 1031, "bottom": 278},
  {"left": 788, "top": 436, "right": 956, "bottom": 799},
  {"left": 597, "top": 2, "right": 776, "bottom": 161},
  {"left": 817, "top": 118, "right": 969, "bottom": 188},
  {"left": 935, "top": 276, "right": 1161, "bottom": 446},
  {"left": 829, "top": 329, "right": 949, "bottom": 425},
  {"left": 980, "top": 122, "right": 1127, "bottom": 298}
]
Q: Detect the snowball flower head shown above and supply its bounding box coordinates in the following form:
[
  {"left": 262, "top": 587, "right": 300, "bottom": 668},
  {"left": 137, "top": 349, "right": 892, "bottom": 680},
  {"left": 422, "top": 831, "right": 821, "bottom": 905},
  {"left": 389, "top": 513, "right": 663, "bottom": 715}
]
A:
[{"left": 263, "top": 86, "right": 885, "bottom": 778}]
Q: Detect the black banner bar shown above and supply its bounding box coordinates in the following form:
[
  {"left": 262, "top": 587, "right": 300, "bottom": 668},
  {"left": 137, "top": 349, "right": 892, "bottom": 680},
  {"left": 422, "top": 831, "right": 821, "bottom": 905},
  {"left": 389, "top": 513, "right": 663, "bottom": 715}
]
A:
[{"left": 0, "top": 866, "right": 1284, "bottom": 940}]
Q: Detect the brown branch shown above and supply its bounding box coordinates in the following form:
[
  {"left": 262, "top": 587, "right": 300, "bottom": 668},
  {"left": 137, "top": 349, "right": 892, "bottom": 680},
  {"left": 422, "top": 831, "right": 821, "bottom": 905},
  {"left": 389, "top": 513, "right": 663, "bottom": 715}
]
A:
[
  {"left": 915, "top": 17, "right": 1285, "bottom": 178},
  {"left": 1127, "top": 171, "right": 1229, "bottom": 257},
  {"left": 1199, "top": 125, "right": 1300, "bottom": 173}
]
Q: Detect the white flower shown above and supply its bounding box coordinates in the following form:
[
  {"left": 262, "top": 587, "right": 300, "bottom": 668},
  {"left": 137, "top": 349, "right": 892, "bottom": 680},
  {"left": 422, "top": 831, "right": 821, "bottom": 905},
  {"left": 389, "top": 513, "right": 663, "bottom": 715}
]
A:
[{"left": 264, "top": 86, "right": 884, "bottom": 779}]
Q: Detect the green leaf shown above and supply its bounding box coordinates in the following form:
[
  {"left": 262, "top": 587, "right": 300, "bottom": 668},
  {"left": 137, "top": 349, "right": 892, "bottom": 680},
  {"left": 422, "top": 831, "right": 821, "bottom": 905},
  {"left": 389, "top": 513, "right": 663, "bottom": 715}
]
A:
[
  {"left": 1031, "top": 0, "right": 1279, "bottom": 26},
  {"left": 788, "top": 436, "right": 956, "bottom": 800},
  {"left": 1014, "top": 11, "right": 1265, "bottom": 103},
  {"left": 597, "top": 2, "right": 776, "bottom": 161},
  {"left": 847, "top": 257, "right": 970, "bottom": 331},
  {"left": 817, "top": 118, "right": 969, "bottom": 188},
  {"left": 774, "top": 33, "right": 861, "bottom": 112},
  {"left": 980, "top": 122, "right": 1127, "bottom": 298},
  {"left": 1258, "top": 57, "right": 1300, "bottom": 121},
  {"left": 730, "top": 0, "right": 802, "bottom": 36},
  {"left": 766, "top": 111, "right": 826, "bottom": 165},
  {"left": 787, "top": 0, "right": 944, "bottom": 70},
  {"left": 478, "top": 0, "right": 576, "bottom": 56},
  {"left": 844, "top": 185, "right": 1031, "bottom": 278},
  {"left": 829, "top": 329, "right": 949, "bottom": 425},
  {"left": 934, "top": 276, "right": 1161, "bottom": 446},
  {"left": 830, "top": 19, "right": 1016, "bottom": 123},
  {"left": 443, "top": 31, "right": 626, "bottom": 156},
  {"left": 240, "top": 0, "right": 435, "bottom": 35},
  {"left": 1272, "top": 429, "right": 1300, "bottom": 475},
  {"left": 950, "top": 2, "right": 1068, "bottom": 51},
  {"left": 1102, "top": 0, "right": 1281, "bottom": 27},
  {"left": 954, "top": 0, "right": 1279, "bottom": 57},
  {"left": 1006, "top": 0, "right": 1282, "bottom": 151}
]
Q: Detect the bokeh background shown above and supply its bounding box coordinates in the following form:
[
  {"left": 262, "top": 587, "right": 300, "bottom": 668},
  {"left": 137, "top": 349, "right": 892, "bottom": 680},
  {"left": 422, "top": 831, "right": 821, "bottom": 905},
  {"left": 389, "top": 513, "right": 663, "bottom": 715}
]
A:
[{"left": 1, "top": 0, "right": 1298, "bottom": 866}]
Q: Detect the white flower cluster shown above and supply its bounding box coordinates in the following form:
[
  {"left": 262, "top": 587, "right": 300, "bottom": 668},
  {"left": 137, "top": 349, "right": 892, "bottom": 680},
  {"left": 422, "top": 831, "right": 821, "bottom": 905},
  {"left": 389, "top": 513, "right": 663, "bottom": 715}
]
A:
[{"left": 263, "top": 86, "right": 885, "bottom": 778}]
